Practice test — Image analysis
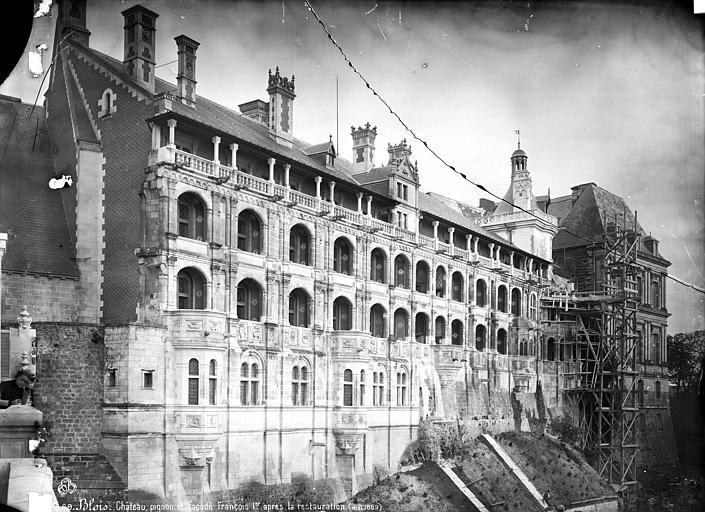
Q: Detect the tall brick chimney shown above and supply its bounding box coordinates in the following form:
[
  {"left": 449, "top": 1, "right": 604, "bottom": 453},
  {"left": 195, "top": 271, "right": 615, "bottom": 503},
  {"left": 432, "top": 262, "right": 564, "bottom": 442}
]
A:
[
  {"left": 175, "top": 35, "right": 200, "bottom": 107},
  {"left": 267, "top": 67, "right": 296, "bottom": 148},
  {"left": 55, "top": 0, "right": 91, "bottom": 48},
  {"left": 351, "top": 123, "right": 377, "bottom": 173},
  {"left": 122, "top": 5, "right": 159, "bottom": 92}
]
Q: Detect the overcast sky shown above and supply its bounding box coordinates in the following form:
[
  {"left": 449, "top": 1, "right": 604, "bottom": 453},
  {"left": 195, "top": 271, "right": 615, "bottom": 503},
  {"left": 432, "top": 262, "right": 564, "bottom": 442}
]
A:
[{"left": 3, "top": 0, "right": 704, "bottom": 333}]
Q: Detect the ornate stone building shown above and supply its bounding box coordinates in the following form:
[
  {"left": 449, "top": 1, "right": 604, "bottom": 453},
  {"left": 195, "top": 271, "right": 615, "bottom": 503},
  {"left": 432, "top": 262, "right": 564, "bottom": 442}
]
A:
[{"left": 0, "top": 0, "right": 673, "bottom": 503}]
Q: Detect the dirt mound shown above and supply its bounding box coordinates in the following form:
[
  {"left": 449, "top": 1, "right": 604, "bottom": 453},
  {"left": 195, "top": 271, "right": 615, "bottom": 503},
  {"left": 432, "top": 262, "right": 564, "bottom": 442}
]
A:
[
  {"left": 496, "top": 431, "right": 615, "bottom": 507},
  {"left": 349, "top": 470, "right": 461, "bottom": 512}
]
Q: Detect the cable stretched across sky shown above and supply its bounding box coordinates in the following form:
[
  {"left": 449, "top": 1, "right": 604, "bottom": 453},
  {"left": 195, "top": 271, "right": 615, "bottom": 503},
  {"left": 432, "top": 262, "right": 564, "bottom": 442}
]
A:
[{"left": 302, "top": 0, "right": 704, "bottom": 296}]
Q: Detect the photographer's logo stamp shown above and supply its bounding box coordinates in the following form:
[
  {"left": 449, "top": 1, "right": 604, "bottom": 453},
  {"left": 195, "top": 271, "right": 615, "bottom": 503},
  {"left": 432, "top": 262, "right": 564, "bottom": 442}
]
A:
[{"left": 57, "top": 477, "right": 77, "bottom": 496}]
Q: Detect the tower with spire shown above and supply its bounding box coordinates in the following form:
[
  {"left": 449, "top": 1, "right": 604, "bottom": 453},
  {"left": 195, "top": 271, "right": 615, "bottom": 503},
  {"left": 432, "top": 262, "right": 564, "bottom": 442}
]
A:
[{"left": 478, "top": 133, "right": 559, "bottom": 261}]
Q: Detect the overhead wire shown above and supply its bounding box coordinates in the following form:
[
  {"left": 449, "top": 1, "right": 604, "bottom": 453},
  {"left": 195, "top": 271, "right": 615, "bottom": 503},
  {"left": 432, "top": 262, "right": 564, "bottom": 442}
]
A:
[{"left": 302, "top": 0, "right": 704, "bottom": 296}]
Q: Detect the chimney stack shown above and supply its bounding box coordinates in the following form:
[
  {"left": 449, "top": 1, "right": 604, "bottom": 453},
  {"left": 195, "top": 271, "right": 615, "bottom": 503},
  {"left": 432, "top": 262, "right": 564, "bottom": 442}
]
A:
[
  {"left": 56, "top": 0, "right": 91, "bottom": 47},
  {"left": 351, "top": 123, "right": 377, "bottom": 173},
  {"left": 175, "top": 35, "right": 200, "bottom": 107},
  {"left": 387, "top": 139, "right": 412, "bottom": 164},
  {"left": 122, "top": 5, "right": 159, "bottom": 92},
  {"left": 267, "top": 67, "right": 296, "bottom": 148}
]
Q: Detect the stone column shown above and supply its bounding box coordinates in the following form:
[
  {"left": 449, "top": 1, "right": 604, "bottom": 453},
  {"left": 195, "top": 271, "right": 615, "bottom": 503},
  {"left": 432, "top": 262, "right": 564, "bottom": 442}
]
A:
[
  {"left": 329, "top": 181, "right": 336, "bottom": 205},
  {"left": 473, "top": 237, "right": 479, "bottom": 255},
  {"left": 167, "top": 118, "right": 177, "bottom": 147},
  {"left": 230, "top": 143, "right": 239, "bottom": 169},
  {"left": 212, "top": 136, "right": 221, "bottom": 164},
  {"left": 284, "top": 164, "right": 291, "bottom": 188},
  {"left": 432, "top": 221, "right": 439, "bottom": 251},
  {"left": 356, "top": 193, "right": 363, "bottom": 213},
  {"left": 150, "top": 122, "right": 161, "bottom": 150},
  {"left": 366, "top": 196, "right": 373, "bottom": 217},
  {"left": 268, "top": 157, "right": 276, "bottom": 183},
  {"left": 448, "top": 227, "right": 455, "bottom": 256}
]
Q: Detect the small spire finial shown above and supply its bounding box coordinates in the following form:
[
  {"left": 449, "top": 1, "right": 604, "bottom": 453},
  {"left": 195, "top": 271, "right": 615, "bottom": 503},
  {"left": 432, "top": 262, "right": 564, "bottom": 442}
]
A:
[{"left": 515, "top": 129, "right": 521, "bottom": 149}]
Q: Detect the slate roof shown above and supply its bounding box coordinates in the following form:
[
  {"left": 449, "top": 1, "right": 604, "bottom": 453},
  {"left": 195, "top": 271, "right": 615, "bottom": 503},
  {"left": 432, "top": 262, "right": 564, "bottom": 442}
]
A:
[
  {"left": 536, "top": 193, "right": 573, "bottom": 224},
  {"left": 0, "top": 97, "right": 77, "bottom": 277},
  {"left": 418, "top": 192, "right": 539, "bottom": 258},
  {"left": 74, "top": 43, "right": 389, "bottom": 197},
  {"left": 551, "top": 183, "right": 659, "bottom": 255}
]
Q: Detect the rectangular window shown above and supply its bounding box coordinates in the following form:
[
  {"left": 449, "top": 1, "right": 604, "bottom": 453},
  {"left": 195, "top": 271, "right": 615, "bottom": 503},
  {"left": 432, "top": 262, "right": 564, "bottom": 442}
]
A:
[
  {"left": 189, "top": 378, "right": 199, "bottom": 405},
  {"left": 403, "top": 213, "right": 408, "bottom": 230},
  {"left": 108, "top": 369, "right": 117, "bottom": 388},
  {"left": 142, "top": 370, "right": 154, "bottom": 389},
  {"left": 292, "top": 382, "right": 299, "bottom": 406},
  {"left": 397, "top": 183, "right": 403, "bottom": 198},
  {"left": 343, "top": 383, "right": 353, "bottom": 406},
  {"left": 403, "top": 185, "right": 408, "bottom": 201},
  {"left": 397, "top": 211, "right": 403, "bottom": 227}
]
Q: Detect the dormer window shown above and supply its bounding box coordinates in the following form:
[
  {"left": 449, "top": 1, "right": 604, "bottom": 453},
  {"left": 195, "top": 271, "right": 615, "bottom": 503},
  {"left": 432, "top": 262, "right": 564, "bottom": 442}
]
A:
[{"left": 326, "top": 152, "right": 335, "bottom": 167}]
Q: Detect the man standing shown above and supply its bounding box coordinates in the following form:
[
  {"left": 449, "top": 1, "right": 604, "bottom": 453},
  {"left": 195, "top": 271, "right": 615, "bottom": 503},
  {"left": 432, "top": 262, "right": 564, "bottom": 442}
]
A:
[{"left": 0, "top": 369, "right": 32, "bottom": 408}]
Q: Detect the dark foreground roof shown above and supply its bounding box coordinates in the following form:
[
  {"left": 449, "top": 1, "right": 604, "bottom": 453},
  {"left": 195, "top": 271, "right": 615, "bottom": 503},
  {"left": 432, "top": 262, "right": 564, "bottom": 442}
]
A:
[{"left": 0, "top": 97, "right": 77, "bottom": 276}]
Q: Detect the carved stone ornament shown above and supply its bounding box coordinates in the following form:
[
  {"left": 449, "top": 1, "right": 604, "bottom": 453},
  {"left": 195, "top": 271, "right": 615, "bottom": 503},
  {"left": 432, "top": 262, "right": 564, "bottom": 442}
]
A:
[
  {"left": 335, "top": 434, "right": 362, "bottom": 455},
  {"left": 17, "top": 306, "right": 32, "bottom": 329}
]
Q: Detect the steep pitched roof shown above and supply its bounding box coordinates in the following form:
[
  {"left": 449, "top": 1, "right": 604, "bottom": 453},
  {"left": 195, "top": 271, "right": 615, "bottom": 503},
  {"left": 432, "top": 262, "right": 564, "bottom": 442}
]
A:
[
  {"left": 69, "top": 42, "right": 380, "bottom": 194},
  {"left": 418, "top": 192, "right": 539, "bottom": 258},
  {"left": 0, "top": 97, "right": 77, "bottom": 277},
  {"left": 552, "top": 183, "right": 648, "bottom": 250}
]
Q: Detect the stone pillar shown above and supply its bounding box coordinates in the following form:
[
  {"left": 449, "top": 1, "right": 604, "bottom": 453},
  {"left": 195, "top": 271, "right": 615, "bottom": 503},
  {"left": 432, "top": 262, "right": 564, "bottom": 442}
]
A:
[
  {"left": 496, "top": 246, "right": 501, "bottom": 263},
  {"left": 473, "top": 237, "right": 479, "bottom": 255},
  {"left": 167, "top": 119, "right": 177, "bottom": 147},
  {"left": 284, "top": 164, "right": 291, "bottom": 188},
  {"left": 329, "top": 181, "right": 336, "bottom": 205},
  {"left": 150, "top": 122, "right": 161, "bottom": 150},
  {"left": 432, "top": 221, "right": 439, "bottom": 251},
  {"left": 466, "top": 234, "right": 472, "bottom": 254},
  {"left": 315, "top": 177, "right": 322, "bottom": 198},
  {"left": 356, "top": 193, "right": 363, "bottom": 213},
  {"left": 212, "top": 136, "right": 221, "bottom": 164},
  {"left": 366, "top": 196, "right": 372, "bottom": 217},
  {"left": 489, "top": 243, "right": 495, "bottom": 265},
  {"left": 9, "top": 307, "right": 36, "bottom": 381},
  {"left": 510, "top": 251, "right": 515, "bottom": 276},
  {"left": 268, "top": 157, "right": 276, "bottom": 183},
  {"left": 448, "top": 227, "right": 455, "bottom": 256},
  {"left": 230, "top": 143, "right": 239, "bottom": 169}
]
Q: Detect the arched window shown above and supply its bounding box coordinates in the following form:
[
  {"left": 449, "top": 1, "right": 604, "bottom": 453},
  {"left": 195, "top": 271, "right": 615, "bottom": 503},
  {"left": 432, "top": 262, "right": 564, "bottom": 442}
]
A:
[
  {"left": 519, "top": 339, "right": 528, "bottom": 356},
  {"left": 289, "top": 225, "right": 311, "bottom": 265},
  {"left": 475, "top": 325, "right": 486, "bottom": 351},
  {"left": 497, "top": 285, "right": 508, "bottom": 313},
  {"left": 547, "top": 338, "right": 556, "bottom": 361},
  {"left": 237, "top": 210, "right": 262, "bottom": 254},
  {"left": 237, "top": 279, "right": 262, "bottom": 320},
  {"left": 415, "top": 261, "right": 430, "bottom": 293},
  {"left": 393, "top": 309, "right": 409, "bottom": 340},
  {"left": 511, "top": 288, "right": 522, "bottom": 316},
  {"left": 333, "top": 237, "right": 353, "bottom": 275},
  {"left": 333, "top": 297, "right": 352, "bottom": 330},
  {"left": 178, "top": 193, "right": 206, "bottom": 241},
  {"left": 240, "top": 361, "right": 260, "bottom": 405},
  {"left": 529, "top": 294, "right": 537, "bottom": 320},
  {"left": 177, "top": 268, "right": 206, "bottom": 309},
  {"left": 288, "top": 288, "right": 310, "bottom": 327},
  {"left": 188, "top": 358, "right": 199, "bottom": 405},
  {"left": 370, "top": 304, "right": 386, "bottom": 338},
  {"left": 415, "top": 313, "right": 429, "bottom": 344},
  {"left": 343, "top": 369, "right": 353, "bottom": 406},
  {"left": 435, "top": 266, "right": 446, "bottom": 297},
  {"left": 476, "top": 279, "right": 487, "bottom": 307},
  {"left": 451, "top": 272, "right": 464, "bottom": 302},
  {"left": 497, "top": 329, "right": 507, "bottom": 355},
  {"left": 396, "top": 371, "right": 407, "bottom": 406},
  {"left": 208, "top": 359, "right": 217, "bottom": 405},
  {"left": 451, "top": 320, "right": 464, "bottom": 346},
  {"left": 292, "top": 365, "right": 309, "bottom": 406},
  {"left": 373, "top": 370, "right": 385, "bottom": 406},
  {"left": 359, "top": 370, "right": 366, "bottom": 406},
  {"left": 394, "top": 255, "right": 410, "bottom": 288},
  {"left": 435, "top": 316, "right": 446, "bottom": 344},
  {"left": 370, "top": 248, "right": 386, "bottom": 283}
]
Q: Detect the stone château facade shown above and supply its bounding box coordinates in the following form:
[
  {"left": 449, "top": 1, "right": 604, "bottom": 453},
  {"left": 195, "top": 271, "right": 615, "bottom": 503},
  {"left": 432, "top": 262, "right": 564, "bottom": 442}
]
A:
[{"left": 0, "top": 0, "right": 674, "bottom": 503}]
